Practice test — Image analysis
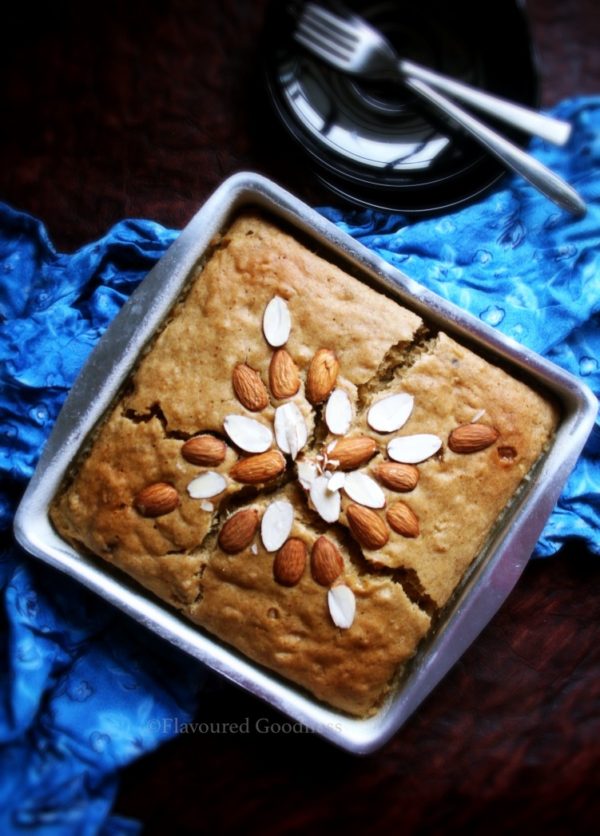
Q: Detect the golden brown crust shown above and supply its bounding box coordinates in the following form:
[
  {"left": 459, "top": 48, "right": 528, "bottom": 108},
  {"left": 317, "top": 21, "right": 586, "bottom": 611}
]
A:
[
  {"left": 122, "top": 213, "right": 422, "bottom": 435},
  {"left": 49, "top": 211, "right": 559, "bottom": 716},
  {"left": 349, "top": 332, "right": 560, "bottom": 607},
  {"left": 187, "top": 486, "right": 431, "bottom": 716}
]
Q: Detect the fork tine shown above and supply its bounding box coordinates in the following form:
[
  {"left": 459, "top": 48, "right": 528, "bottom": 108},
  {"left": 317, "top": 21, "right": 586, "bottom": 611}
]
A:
[
  {"left": 299, "top": 14, "right": 355, "bottom": 49},
  {"left": 295, "top": 29, "right": 350, "bottom": 67},
  {"left": 301, "top": 3, "right": 360, "bottom": 44},
  {"left": 297, "top": 17, "right": 354, "bottom": 58}
]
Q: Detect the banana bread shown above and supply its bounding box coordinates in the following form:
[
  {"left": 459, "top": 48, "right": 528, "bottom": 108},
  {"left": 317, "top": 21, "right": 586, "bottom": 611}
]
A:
[{"left": 50, "top": 212, "right": 559, "bottom": 716}]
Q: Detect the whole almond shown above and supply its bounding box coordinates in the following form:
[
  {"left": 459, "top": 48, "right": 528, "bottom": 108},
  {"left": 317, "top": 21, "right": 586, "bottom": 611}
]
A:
[
  {"left": 311, "top": 536, "right": 344, "bottom": 586},
  {"left": 230, "top": 450, "right": 286, "bottom": 484},
  {"left": 306, "top": 349, "right": 339, "bottom": 404},
  {"left": 232, "top": 363, "right": 269, "bottom": 412},
  {"left": 218, "top": 508, "right": 260, "bottom": 553},
  {"left": 273, "top": 538, "right": 307, "bottom": 586},
  {"left": 134, "top": 482, "right": 179, "bottom": 517},
  {"left": 373, "top": 461, "right": 419, "bottom": 492},
  {"left": 386, "top": 501, "right": 420, "bottom": 538},
  {"left": 448, "top": 423, "right": 499, "bottom": 454},
  {"left": 269, "top": 349, "right": 300, "bottom": 400},
  {"left": 346, "top": 504, "right": 389, "bottom": 550},
  {"left": 181, "top": 435, "right": 227, "bottom": 467},
  {"left": 329, "top": 436, "right": 378, "bottom": 471}
]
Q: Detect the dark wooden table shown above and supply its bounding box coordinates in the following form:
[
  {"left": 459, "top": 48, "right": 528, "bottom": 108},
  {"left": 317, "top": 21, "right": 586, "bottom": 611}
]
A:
[{"left": 2, "top": 1, "right": 599, "bottom": 833}]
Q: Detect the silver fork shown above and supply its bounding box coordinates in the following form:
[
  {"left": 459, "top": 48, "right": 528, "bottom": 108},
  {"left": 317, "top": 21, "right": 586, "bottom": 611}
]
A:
[
  {"left": 295, "top": 2, "right": 571, "bottom": 146},
  {"left": 294, "top": 2, "right": 586, "bottom": 216}
]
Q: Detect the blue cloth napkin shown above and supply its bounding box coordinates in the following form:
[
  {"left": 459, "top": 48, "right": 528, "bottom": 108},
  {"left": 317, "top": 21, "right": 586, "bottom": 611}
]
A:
[{"left": 1, "top": 96, "right": 599, "bottom": 833}]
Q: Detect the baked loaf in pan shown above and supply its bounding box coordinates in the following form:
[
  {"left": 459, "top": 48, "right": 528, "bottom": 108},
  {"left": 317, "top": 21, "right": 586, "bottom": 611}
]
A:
[{"left": 50, "top": 212, "right": 559, "bottom": 716}]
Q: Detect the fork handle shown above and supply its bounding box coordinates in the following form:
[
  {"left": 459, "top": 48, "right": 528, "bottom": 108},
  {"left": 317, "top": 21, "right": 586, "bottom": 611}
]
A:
[
  {"left": 405, "top": 77, "right": 586, "bottom": 217},
  {"left": 400, "top": 58, "right": 571, "bottom": 146}
]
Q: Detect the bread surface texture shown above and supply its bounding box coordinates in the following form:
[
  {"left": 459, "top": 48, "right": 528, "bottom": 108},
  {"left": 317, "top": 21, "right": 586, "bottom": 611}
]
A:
[{"left": 50, "top": 212, "right": 558, "bottom": 716}]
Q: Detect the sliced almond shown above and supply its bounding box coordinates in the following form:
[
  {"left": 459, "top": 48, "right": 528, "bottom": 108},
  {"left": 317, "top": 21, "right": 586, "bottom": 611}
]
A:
[
  {"left": 328, "top": 436, "right": 378, "bottom": 471},
  {"left": 263, "top": 295, "right": 291, "bottom": 348},
  {"left": 387, "top": 501, "right": 420, "bottom": 538},
  {"left": 309, "top": 474, "right": 341, "bottom": 523},
  {"left": 134, "top": 482, "right": 179, "bottom": 517},
  {"left": 181, "top": 435, "right": 227, "bottom": 467},
  {"left": 232, "top": 363, "right": 269, "bottom": 412},
  {"left": 273, "top": 537, "right": 307, "bottom": 586},
  {"left": 230, "top": 450, "right": 285, "bottom": 484},
  {"left": 269, "top": 349, "right": 300, "bottom": 400},
  {"left": 373, "top": 461, "right": 420, "bottom": 492},
  {"left": 297, "top": 458, "right": 319, "bottom": 490},
  {"left": 387, "top": 434, "right": 442, "bottom": 464},
  {"left": 326, "top": 471, "right": 346, "bottom": 492},
  {"left": 325, "top": 388, "right": 352, "bottom": 436},
  {"left": 327, "top": 585, "right": 356, "bottom": 629},
  {"left": 261, "top": 499, "right": 294, "bottom": 552},
  {"left": 311, "top": 536, "right": 344, "bottom": 586},
  {"left": 448, "top": 423, "right": 499, "bottom": 454},
  {"left": 187, "top": 471, "right": 228, "bottom": 499},
  {"left": 343, "top": 471, "right": 386, "bottom": 509},
  {"left": 274, "top": 402, "right": 308, "bottom": 460},
  {"left": 218, "top": 508, "right": 260, "bottom": 553},
  {"left": 367, "top": 393, "right": 414, "bottom": 433},
  {"left": 346, "top": 504, "right": 389, "bottom": 550},
  {"left": 223, "top": 414, "right": 272, "bottom": 453},
  {"left": 306, "top": 349, "right": 339, "bottom": 405}
]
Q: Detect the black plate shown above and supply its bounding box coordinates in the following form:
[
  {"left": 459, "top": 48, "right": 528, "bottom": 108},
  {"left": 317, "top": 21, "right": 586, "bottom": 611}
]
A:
[{"left": 264, "top": 0, "right": 539, "bottom": 214}]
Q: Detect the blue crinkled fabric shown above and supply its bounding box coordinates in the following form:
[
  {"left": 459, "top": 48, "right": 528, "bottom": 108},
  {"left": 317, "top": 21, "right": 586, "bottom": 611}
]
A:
[{"left": 0, "top": 96, "right": 599, "bottom": 833}]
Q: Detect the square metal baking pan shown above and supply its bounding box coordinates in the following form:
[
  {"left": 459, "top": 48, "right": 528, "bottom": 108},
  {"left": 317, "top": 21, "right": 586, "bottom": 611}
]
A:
[{"left": 14, "top": 172, "right": 598, "bottom": 754}]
